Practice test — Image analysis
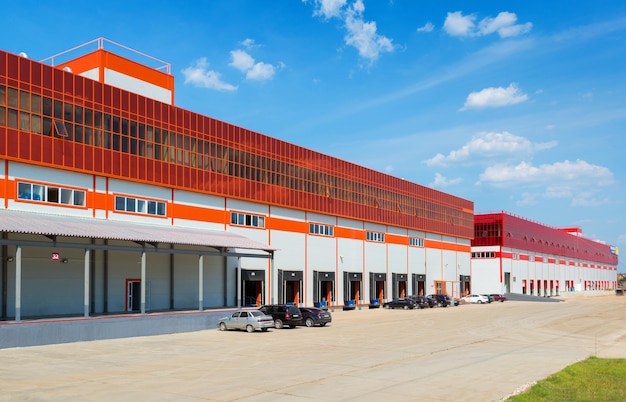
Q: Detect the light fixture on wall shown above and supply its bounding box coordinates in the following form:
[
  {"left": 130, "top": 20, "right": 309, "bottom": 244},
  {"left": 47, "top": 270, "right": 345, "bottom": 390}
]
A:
[{"left": 6, "top": 256, "right": 14, "bottom": 262}]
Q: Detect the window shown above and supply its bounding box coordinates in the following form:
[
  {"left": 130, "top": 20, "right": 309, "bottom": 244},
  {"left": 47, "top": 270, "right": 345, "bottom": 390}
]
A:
[
  {"left": 115, "top": 195, "right": 166, "bottom": 217},
  {"left": 17, "top": 181, "right": 86, "bottom": 207},
  {"left": 471, "top": 251, "right": 496, "bottom": 259},
  {"left": 366, "top": 231, "right": 385, "bottom": 242},
  {"left": 309, "top": 223, "right": 334, "bottom": 237},
  {"left": 230, "top": 212, "right": 265, "bottom": 228},
  {"left": 410, "top": 237, "right": 424, "bottom": 247}
]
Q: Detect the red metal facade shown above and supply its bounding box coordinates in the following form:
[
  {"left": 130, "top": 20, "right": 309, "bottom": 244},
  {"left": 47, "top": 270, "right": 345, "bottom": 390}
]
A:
[
  {"left": 0, "top": 49, "right": 473, "bottom": 238},
  {"left": 473, "top": 212, "right": 617, "bottom": 265}
]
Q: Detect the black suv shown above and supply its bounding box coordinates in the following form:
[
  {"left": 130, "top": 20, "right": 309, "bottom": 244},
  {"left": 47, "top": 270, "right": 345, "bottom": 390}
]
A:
[
  {"left": 427, "top": 294, "right": 451, "bottom": 307},
  {"left": 258, "top": 304, "right": 303, "bottom": 329},
  {"left": 408, "top": 295, "right": 432, "bottom": 309}
]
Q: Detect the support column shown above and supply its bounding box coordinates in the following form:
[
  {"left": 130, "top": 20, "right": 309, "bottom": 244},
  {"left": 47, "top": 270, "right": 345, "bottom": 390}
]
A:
[
  {"left": 83, "top": 249, "right": 90, "bottom": 317},
  {"left": 140, "top": 251, "right": 146, "bottom": 314},
  {"left": 236, "top": 257, "right": 241, "bottom": 308},
  {"left": 15, "top": 245, "right": 21, "bottom": 322},
  {"left": 270, "top": 254, "right": 275, "bottom": 304},
  {"left": 198, "top": 255, "right": 204, "bottom": 311}
]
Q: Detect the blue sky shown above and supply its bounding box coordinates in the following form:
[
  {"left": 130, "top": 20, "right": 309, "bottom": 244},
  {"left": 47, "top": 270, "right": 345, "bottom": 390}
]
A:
[{"left": 2, "top": 1, "right": 625, "bottom": 267}]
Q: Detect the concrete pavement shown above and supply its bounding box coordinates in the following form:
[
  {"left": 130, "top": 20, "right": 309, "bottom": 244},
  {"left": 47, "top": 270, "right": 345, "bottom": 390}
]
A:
[{"left": 1, "top": 292, "right": 625, "bottom": 401}]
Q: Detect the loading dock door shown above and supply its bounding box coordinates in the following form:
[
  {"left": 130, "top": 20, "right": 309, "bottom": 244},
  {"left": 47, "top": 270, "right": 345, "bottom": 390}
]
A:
[
  {"left": 392, "top": 273, "right": 407, "bottom": 299},
  {"left": 459, "top": 275, "right": 471, "bottom": 296},
  {"left": 412, "top": 274, "right": 426, "bottom": 296},
  {"left": 369, "top": 272, "right": 386, "bottom": 303},
  {"left": 343, "top": 272, "right": 362, "bottom": 303},
  {"left": 313, "top": 271, "right": 335, "bottom": 306},
  {"left": 278, "top": 269, "right": 303, "bottom": 305},
  {"left": 241, "top": 269, "right": 265, "bottom": 307}
]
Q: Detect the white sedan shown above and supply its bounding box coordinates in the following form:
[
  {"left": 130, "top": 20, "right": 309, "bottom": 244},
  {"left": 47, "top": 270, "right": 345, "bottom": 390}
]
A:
[
  {"left": 461, "top": 294, "right": 490, "bottom": 304},
  {"left": 217, "top": 310, "right": 274, "bottom": 333}
]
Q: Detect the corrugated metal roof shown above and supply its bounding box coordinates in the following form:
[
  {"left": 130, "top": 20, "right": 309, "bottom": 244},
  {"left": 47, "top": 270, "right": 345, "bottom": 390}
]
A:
[{"left": 0, "top": 209, "right": 275, "bottom": 252}]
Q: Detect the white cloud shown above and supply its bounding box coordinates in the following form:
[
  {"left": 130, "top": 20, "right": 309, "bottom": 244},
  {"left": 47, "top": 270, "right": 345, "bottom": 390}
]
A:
[
  {"left": 241, "top": 38, "right": 256, "bottom": 49},
  {"left": 229, "top": 48, "right": 278, "bottom": 81},
  {"left": 344, "top": 0, "right": 394, "bottom": 63},
  {"left": 443, "top": 11, "right": 476, "bottom": 37},
  {"left": 312, "top": 0, "right": 347, "bottom": 19},
  {"left": 424, "top": 131, "right": 556, "bottom": 167},
  {"left": 478, "top": 160, "right": 615, "bottom": 188},
  {"left": 246, "top": 62, "right": 276, "bottom": 80},
  {"left": 430, "top": 173, "right": 462, "bottom": 188},
  {"left": 460, "top": 83, "right": 529, "bottom": 110},
  {"left": 444, "top": 11, "right": 532, "bottom": 38},
  {"left": 310, "top": 0, "right": 393, "bottom": 63},
  {"left": 417, "top": 22, "right": 434, "bottom": 33},
  {"left": 230, "top": 50, "right": 255, "bottom": 72},
  {"left": 181, "top": 58, "right": 237, "bottom": 91}
]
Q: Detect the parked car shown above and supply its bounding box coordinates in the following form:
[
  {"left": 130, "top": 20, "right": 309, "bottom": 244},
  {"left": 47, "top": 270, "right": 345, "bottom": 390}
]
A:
[
  {"left": 217, "top": 309, "right": 274, "bottom": 333},
  {"left": 490, "top": 294, "right": 507, "bottom": 302},
  {"left": 427, "top": 294, "right": 451, "bottom": 307},
  {"left": 383, "top": 298, "right": 417, "bottom": 309},
  {"left": 298, "top": 307, "right": 332, "bottom": 327},
  {"left": 258, "top": 304, "right": 303, "bottom": 329},
  {"left": 481, "top": 294, "right": 494, "bottom": 303},
  {"left": 408, "top": 295, "right": 431, "bottom": 309},
  {"left": 451, "top": 298, "right": 460, "bottom": 306},
  {"left": 461, "top": 294, "right": 490, "bottom": 304}
]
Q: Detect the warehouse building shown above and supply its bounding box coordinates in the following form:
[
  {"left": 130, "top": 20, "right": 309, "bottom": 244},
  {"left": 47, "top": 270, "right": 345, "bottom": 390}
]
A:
[
  {"left": 470, "top": 211, "right": 618, "bottom": 296},
  {"left": 0, "top": 39, "right": 474, "bottom": 323}
]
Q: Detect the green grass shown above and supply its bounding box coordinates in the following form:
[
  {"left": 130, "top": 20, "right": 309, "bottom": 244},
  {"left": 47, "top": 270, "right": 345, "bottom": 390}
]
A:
[{"left": 506, "top": 357, "right": 626, "bottom": 402}]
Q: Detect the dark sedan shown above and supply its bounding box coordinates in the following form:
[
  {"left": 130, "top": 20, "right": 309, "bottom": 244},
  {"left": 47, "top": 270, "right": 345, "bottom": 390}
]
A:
[
  {"left": 408, "top": 295, "right": 432, "bottom": 309},
  {"left": 383, "top": 298, "right": 417, "bottom": 309},
  {"left": 298, "top": 307, "right": 332, "bottom": 327},
  {"left": 490, "top": 294, "right": 507, "bottom": 302}
]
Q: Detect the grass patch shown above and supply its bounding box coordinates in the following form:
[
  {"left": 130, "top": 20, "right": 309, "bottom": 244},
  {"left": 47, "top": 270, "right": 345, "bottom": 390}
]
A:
[{"left": 507, "top": 357, "right": 626, "bottom": 402}]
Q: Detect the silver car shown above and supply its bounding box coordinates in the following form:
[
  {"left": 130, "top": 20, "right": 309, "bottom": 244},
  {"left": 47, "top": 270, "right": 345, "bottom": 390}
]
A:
[{"left": 217, "top": 310, "right": 274, "bottom": 333}]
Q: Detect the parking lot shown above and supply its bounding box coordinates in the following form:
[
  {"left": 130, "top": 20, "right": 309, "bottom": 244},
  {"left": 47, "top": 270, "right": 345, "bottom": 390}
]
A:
[{"left": 2, "top": 292, "right": 626, "bottom": 401}]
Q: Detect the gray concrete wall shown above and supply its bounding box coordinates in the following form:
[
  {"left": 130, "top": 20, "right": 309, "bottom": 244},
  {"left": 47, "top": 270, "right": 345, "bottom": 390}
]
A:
[{"left": 0, "top": 310, "right": 226, "bottom": 349}]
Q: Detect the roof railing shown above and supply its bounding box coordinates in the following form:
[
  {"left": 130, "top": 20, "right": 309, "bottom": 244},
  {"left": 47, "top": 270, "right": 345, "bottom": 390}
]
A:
[{"left": 40, "top": 37, "right": 171, "bottom": 75}]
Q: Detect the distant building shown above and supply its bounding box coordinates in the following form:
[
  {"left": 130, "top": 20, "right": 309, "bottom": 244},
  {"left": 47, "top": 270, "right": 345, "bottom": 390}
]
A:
[{"left": 470, "top": 211, "right": 618, "bottom": 296}]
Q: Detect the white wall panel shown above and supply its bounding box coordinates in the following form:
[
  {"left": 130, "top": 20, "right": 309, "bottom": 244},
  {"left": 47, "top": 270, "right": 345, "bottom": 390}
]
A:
[
  {"left": 172, "top": 253, "right": 200, "bottom": 309},
  {"left": 337, "top": 217, "right": 362, "bottom": 230},
  {"left": 227, "top": 199, "right": 269, "bottom": 215},
  {"left": 471, "top": 258, "right": 500, "bottom": 294},
  {"left": 388, "top": 244, "right": 407, "bottom": 273},
  {"left": 202, "top": 255, "right": 227, "bottom": 307},
  {"left": 270, "top": 230, "right": 305, "bottom": 270},
  {"left": 79, "top": 67, "right": 99, "bottom": 81},
  {"left": 408, "top": 246, "right": 426, "bottom": 274},
  {"left": 388, "top": 225, "right": 407, "bottom": 236},
  {"left": 364, "top": 241, "right": 386, "bottom": 272},
  {"left": 104, "top": 69, "right": 171, "bottom": 104},
  {"left": 306, "top": 212, "right": 334, "bottom": 225},
  {"left": 307, "top": 235, "right": 336, "bottom": 270},
  {"left": 109, "top": 178, "right": 170, "bottom": 199},
  {"left": 175, "top": 189, "right": 223, "bottom": 209}
]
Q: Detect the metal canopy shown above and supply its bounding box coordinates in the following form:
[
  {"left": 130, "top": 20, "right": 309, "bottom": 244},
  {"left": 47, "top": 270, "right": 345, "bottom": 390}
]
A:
[{"left": 0, "top": 209, "right": 275, "bottom": 253}]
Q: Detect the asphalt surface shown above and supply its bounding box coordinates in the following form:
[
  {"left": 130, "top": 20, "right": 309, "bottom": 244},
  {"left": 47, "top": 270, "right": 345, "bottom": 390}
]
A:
[{"left": 1, "top": 291, "right": 625, "bottom": 401}]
